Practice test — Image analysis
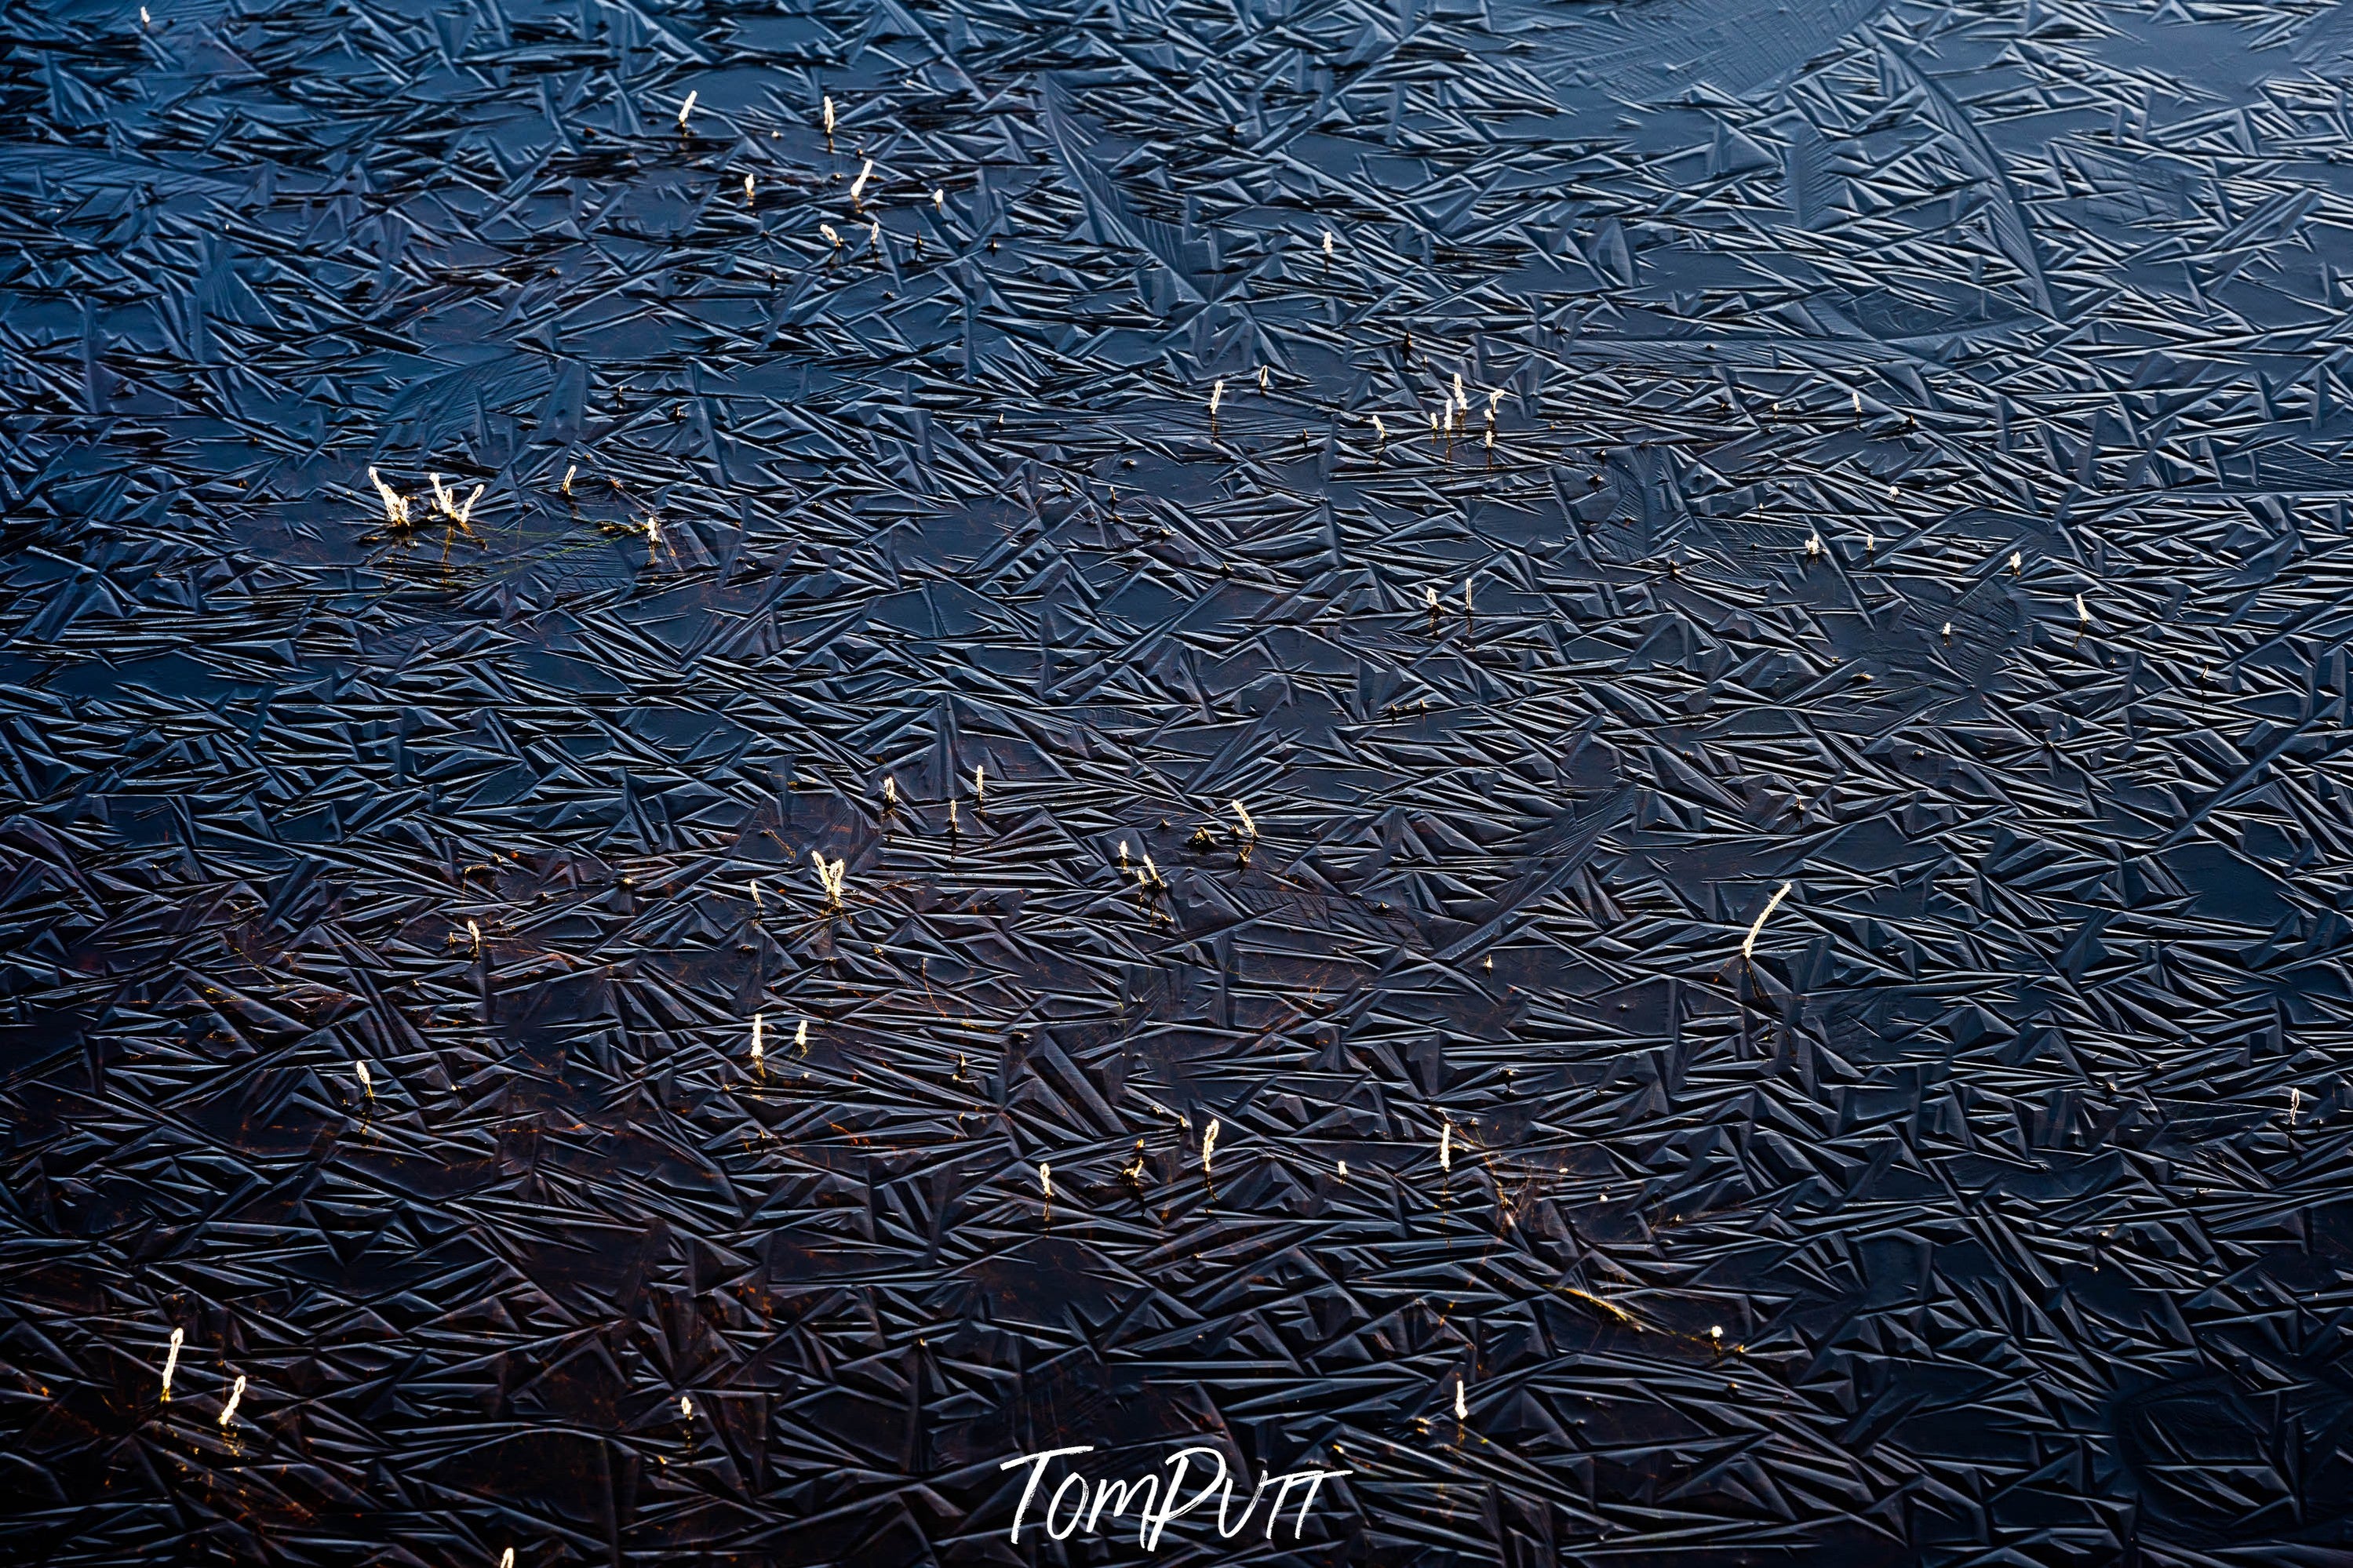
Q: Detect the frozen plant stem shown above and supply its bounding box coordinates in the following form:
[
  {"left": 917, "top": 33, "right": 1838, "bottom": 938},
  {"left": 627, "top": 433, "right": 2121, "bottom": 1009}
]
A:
[
  {"left": 1743, "top": 882, "right": 1793, "bottom": 960},
  {"left": 162, "top": 1327, "right": 182, "bottom": 1399},
  {"left": 219, "top": 1374, "right": 246, "bottom": 1428},
  {"left": 367, "top": 467, "right": 407, "bottom": 527},
  {"left": 1202, "top": 1119, "right": 1218, "bottom": 1177},
  {"left": 677, "top": 90, "right": 696, "bottom": 129}
]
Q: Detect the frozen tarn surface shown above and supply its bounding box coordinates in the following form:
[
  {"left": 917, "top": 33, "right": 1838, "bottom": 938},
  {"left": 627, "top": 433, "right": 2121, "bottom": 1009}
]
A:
[{"left": 5, "top": 0, "right": 2353, "bottom": 1562}]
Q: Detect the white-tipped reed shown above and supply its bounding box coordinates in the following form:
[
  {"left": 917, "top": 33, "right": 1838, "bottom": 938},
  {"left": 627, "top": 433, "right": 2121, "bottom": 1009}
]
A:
[
  {"left": 367, "top": 467, "right": 406, "bottom": 526},
  {"left": 1039, "top": 1163, "right": 1052, "bottom": 1199},
  {"left": 1322, "top": 229, "right": 1334, "bottom": 257},
  {"left": 1439, "top": 1119, "right": 1452, "bottom": 1170},
  {"left": 822, "top": 96, "right": 836, "bottom": 136},
  {"left": 810, "top": 849, "right": 847, "bottom": 904},
  {"left": 933, "top": 187, "right": 944, "bottom": 212},
  {"left": 680, "top": 1395, "right": 693, "bottom": 1419},
  {"left": 750, "top": 1013, "right": 763, "bottom": 1063},
  {"left": 794, "top": 1020, "right": 808, "bottom": 1054},
  {"left": 1202, "top": 1119, "right": 1218, "bottom": 1175},
  {"left": 1454, "top": 1377, "right": 1467, "bottom": 1421},
  {"left": 851, "top": 158, "right": 874, "bottom": 204},
  {"left": 974, "top": 762, "right": 985, "bottom": 802},
  {"left": 2076, "top": 593, "right": 2089, "bottom": 625},
  {"left": 355, "top": 1058, "right": 373, "bottom": 1096},
  {"left": 1209, "top": 380, "right": 1223, "bottom": 415},
  {"left": 562, "top": 463, "right": 576, "bottom": 497},
  {"left": 219, "top": 1373, "right": 246, "bottom": 1428},
  {"left": 1231, "top": 799, "right": 1256, "bottom": 840},
  {"left": 745, "top": 173, "right": 756, "bottom": 203},
  {"left": 677, "top": 90, "right": 697, "bottom": 128},
  {"left": 162, "top": 1326, "right": 182, "bottom": 1399},
  {"left": 1372, "top": 413, "right": 1386, "bottom": 442},
  {"left": 821, "top": 222, "right": 842, "bottom": 248},
  {"left": 1742, "top": 881, "right": 1792, "bottom": 960}
]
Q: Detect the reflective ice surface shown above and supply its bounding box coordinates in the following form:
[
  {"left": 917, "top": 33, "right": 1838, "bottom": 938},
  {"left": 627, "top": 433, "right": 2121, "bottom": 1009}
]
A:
[{"left": 7, "top": 0, "right": 2353, "bottom": 1560}]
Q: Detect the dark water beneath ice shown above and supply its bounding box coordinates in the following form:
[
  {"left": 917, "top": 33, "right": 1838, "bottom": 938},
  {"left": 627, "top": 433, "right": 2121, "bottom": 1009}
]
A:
[{"left": 7, "top": 0, "right": 2353, "bottom": 1561}]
